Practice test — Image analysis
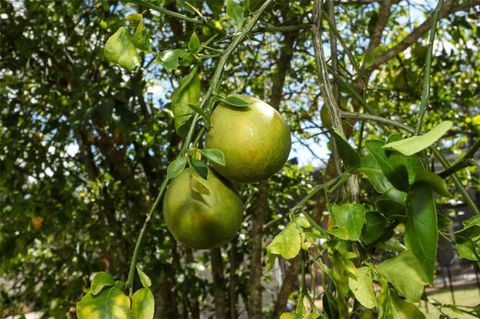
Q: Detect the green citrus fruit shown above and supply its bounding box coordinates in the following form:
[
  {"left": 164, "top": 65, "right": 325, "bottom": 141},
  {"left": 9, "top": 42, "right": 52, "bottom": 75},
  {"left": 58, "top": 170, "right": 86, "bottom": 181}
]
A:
[
  {"left": 205, "top": 96, "right": 291, "bottom": 183},
  {"left": 163, "top": 167, "right": 243, "bottom": 249}
]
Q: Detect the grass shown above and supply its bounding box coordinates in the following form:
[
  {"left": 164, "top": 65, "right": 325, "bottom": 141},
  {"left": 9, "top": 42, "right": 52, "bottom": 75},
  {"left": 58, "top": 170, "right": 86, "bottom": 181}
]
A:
[{"left": 419, "top": 285, "right": 480, "bottom": 318}]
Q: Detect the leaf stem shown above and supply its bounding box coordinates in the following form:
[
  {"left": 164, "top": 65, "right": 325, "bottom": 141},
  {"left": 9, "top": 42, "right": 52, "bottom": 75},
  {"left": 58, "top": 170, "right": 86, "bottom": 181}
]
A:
[{"left": 126, "top": 177, "right": 168, "bottom": 297}]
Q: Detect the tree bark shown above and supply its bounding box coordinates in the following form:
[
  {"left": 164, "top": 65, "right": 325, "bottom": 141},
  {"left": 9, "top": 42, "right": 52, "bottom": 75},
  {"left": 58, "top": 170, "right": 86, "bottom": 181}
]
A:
[
  {"left": 272, "top": 256, "right": 302, "bottom": 318},
  {"left": 211, "top": 248, "right": 227, "bottom": 319}
]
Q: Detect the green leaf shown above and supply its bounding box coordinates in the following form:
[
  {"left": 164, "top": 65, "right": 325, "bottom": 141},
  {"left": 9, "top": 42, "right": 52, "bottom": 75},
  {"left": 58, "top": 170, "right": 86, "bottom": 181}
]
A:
[
  {"left": 362, "top": 211, "right": 388, "bottom": 244},
  {"left": 136, "top": 266, "right": 151, "bottom": 288},
  {"left": 188, "top": 32, "right": 200, "bottom": 53},
  {"left": 191, "top": 174, "right": 210, "bottom": 195},
  {"left": 199, "top": 148, "right": 225, "bottom": 166},
  {"left": 131, "top": 287, "right": 154, "bottom": 319},
  {"left": 348, "top": 267, "right": 377, "bottom": 309},
  {"left": 365, "top": 140, "right": 409, "bottom": 192},
  {"left": 221, "top": 95, "right": 251, "bottom": 108},
  {"left": 360, "top": 155, "right": 396, "bottom": 194},
  {"left": 76, "top": 287, "right": 131, "bottom": 319},
  {"left": 456, "top": 240, "right": 480, "bottom": 261},
  {"left": 156, "top": 49, "right": 190, "bottom": 70},
  {"left": 226, "top": 0, "right": 244, "bottom": 30},
  {"left": 91, "top": 272, "right": 115, "bottom": 296},
  {"left": 404, "top": 183, "right": 438, "bottom": 284},
  {"left": 167, "top": 157, "right": 187, "bottom": 180},
  {"left": 331, "top": 129, "right": 361, "bottom": 172},
  {"left": 127, "top": 13, "right": 150, "bottom": 51},
  {"left": 379, "top": 287, "right": 426, "bottom": 319},
  {"left": 191, "top": 159, "right": 208, "bottom": 179},
  {"left": 389, "top": 155, "right": 424, "bottom": 185},
  {"left": 383, "top": 121, "right": 453, "bottom": 156},
  {"left": 267, "top": 222, "right": 301, "bottom": 259},
  {"left": 329, "top": 203, "right": 365, "bottom": 241},
  {"left": 104, "top": 27, "right": 140, "bottom": 71},
  {"left": 376, "top": 199, "right": 405, "bottom": 218},
  {"left": 171, "top": 67, "right": 201, "bottom": 137},
  {"left": 413, "top": 171, "right": 451, "bottom": 197},
  {"left": 377, "top": 251, "right": 426, "bottom": 302}
]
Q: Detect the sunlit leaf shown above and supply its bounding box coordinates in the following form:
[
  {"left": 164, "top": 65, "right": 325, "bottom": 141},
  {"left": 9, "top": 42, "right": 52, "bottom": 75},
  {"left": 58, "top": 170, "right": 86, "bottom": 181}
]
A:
[
  {"left": 136, "top": 266, "right": 151, "bottom": 288},
  {"left": 91, "top": 272, "right": 114, "bottom": 296},
  {"left": 383, "top": 121, "right": 453, "bottom": 156},
  {"left": 199, "top": 148, "right": 225, "bottom": 166},
  {"left": 76, "top": 287, "right": 131, "bottom": 319},
  {"left": 348, "top": 267, "right": 377, "bottom": 309},
  {"left": 267, "top": 222, "right": 301, "bottom": 259},
  {"left": 329, "top": 203, "right": 365, "bottom": 241},
  {"left": 104, "top": 27, "right": 140, "bottom": 71},
  {"left": 132, "top": 287, "right": 154, "bottom": 319},
  {"left": 378, "top": 251, "right": 426, "bottom": 302}
]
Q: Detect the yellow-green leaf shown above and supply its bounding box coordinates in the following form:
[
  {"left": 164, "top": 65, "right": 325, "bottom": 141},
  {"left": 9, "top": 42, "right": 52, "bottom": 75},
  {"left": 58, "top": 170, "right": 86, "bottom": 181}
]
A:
[
  {"left": 76, "top": 287, "right": 131, "bottom": 319},
  {"left": 104, "top": 27, "right": 140, "bottom": 71}
]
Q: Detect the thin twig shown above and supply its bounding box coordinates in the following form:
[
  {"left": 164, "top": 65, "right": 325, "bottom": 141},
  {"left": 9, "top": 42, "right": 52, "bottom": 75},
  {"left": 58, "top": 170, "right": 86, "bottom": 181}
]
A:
[
  {"left": 127, "top": 0, "right": 204, "bottom": 25},
  {"left": 415, "top": 0, "right": 444, "bottom": 135},
  {"left": 438, "top": 138, "right": 480, "bottom": 178}
]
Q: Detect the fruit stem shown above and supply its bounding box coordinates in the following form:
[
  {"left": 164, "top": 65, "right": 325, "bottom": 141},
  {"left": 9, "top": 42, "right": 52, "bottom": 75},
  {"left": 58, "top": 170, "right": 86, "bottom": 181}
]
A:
[{"left": 126, "top": 177, "right": 168, "bottom": 298}]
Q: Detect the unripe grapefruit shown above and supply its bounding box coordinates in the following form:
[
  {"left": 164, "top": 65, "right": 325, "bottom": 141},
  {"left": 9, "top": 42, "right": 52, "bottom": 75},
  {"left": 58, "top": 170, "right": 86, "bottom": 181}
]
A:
[
  {"left": 163, "top": 168, "right": 243, "bottom": 249},
  {"left": 205, "top": 96, "right": 291, "bottom": 183}
]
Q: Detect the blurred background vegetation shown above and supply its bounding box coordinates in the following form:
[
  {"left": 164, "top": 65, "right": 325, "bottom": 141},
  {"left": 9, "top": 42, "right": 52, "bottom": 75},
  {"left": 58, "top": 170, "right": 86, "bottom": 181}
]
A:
[{"left": 0, "top": 0, "right": 479, "bottom": 318}]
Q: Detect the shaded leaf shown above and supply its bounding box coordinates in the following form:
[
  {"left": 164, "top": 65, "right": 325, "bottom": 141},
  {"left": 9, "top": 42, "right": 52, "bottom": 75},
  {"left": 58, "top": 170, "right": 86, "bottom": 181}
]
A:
[
  {"left": 414, "top": 171, "right": 451, "bottom": 197},
  {"left": 132, "top": 288, "right": 154, "bottom": 319},
  {"left": 404, "top": 183, "right": 438, "bottom": 284},
  {"left": 191, "top": 159, "right": 208, "bottom": 179},
  {"left": 362, "top": 211, "right": 388, "bottom": 244},
  {"left": 331, "top": 129, "right": 361, "bottom": 172},
  {"left": 365, "top": 140, "right": 409, "bottom": 192},
  {"left": 383, "top": 121, "right": 453, "bottom": 156},
  {"left": 104, "top": 27, "right": 140, "bottom": 71}
]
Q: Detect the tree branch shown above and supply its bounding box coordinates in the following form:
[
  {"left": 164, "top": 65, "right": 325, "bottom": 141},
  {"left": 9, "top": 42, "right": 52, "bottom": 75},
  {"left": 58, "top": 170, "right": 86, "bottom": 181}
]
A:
[
  {"left": 363, "top": 0, "right": 394, "bottom": 63},
  {"left": 367, "top": 0, "right": 480, "bottom": 71}
]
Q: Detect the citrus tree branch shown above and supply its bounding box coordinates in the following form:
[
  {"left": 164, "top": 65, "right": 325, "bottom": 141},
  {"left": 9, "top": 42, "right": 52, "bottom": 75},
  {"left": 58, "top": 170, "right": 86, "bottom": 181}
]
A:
[
  {"left": 340, "top": 111, "right": 480, "bottom": 215},
  {"left": 367, "top": 0, "right": 480, "bottom": 71},
  {"left": 125, "top": 0, "right": 275, "bottom": 297},
  {"left": 363, "top": 0, "right": 393, "bottom": 64},
  {"left": 438, "top": 138, "right": 480, "bottom": 178},
  {"left": 127, "top": 0, "right": 204, "bottom": 25},
  {"left": 415, "top": 0, "right": 444, "bottom": 135}
]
